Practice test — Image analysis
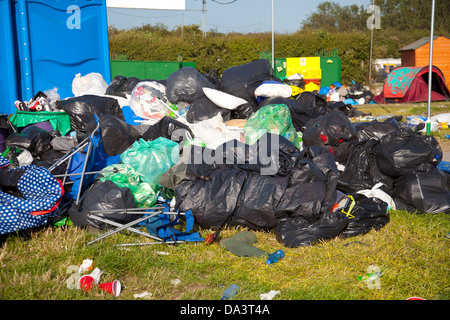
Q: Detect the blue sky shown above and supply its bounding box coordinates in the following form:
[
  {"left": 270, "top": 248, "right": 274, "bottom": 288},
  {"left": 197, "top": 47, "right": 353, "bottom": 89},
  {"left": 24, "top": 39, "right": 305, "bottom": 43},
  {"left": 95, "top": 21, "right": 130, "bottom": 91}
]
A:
[{"left": 107, "top": 0, "right": 371, "bottom": 34}]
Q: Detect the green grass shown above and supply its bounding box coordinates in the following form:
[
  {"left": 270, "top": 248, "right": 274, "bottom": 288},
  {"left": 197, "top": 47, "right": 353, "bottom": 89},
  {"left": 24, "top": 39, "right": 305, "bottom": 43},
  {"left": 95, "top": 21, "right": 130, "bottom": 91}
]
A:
[
  {"left": 1, "top": 210, "right": 449, "bottom": 300},
  {"left": 1, "top": 101, "right": 449, "bottom": 301}
]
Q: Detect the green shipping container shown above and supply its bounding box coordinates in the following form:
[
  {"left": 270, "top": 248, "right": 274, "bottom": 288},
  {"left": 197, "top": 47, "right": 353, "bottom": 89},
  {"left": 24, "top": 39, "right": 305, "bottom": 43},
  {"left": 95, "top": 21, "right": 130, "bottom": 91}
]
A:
[
  {"left": 319, "top": 56, "right": 341, "bottom": 87},
  {"left": 110, "top": 60, "right": 196, "bottom": 80}
]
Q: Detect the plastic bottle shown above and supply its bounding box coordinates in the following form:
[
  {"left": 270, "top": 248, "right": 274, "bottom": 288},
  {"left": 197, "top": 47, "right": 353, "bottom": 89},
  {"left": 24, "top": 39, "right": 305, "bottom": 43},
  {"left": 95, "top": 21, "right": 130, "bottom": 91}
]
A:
[
  {"left": 221, "top": 284, "right": 239, "bottom": 300},
  {"left": 266, "top": 250, "right": 285, "bottom": 265},
  {"left": 445, "top": 134, "right": 450, "bottom": 139}
]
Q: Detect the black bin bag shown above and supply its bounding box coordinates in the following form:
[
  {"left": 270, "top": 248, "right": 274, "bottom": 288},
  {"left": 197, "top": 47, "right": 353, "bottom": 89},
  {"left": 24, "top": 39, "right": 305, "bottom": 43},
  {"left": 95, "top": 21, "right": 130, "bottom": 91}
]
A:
[
  {"left": 56, "top": 95, "right": 124, "bottom": 138},
  {"left": 392, "top": 163, "right": 450, "bottom": 214},
  {"left": 287, "top": 92, "right": 329, "bottom": 131},
  {"left": 165, "top": 67, "right": 215, "bottom": 104},
  {"left": 185, "top": 97, "right": 231, "bottom": 124},
  {"left": 338, "top": 139, "right": 394, "bottom": 194},
  {"left": 352, "top": 117, "right": 400, "bottom": 142},
  {"left": 5, "top": 126, "right": 53, "bottom": 157},
  {"left": 302, "top": 108, "right": 356, "bottom": 148},
  {"left": 220, "top": 59, "right": 277, "bottom": 110},
  {"left": 68, "top": 180, "right": 138, "bottom": 230},
  {"left": 85, "top": 114, "right": 141, "bottom": 157},
  {"left": 274, "top": 211, "right": 349, "bottom": 247},
  {"left": 373, "top": 127, "right": 443, "bottom": 179},
  {"left": 341, "top": 193, "right": 390, "bottom": 239}
]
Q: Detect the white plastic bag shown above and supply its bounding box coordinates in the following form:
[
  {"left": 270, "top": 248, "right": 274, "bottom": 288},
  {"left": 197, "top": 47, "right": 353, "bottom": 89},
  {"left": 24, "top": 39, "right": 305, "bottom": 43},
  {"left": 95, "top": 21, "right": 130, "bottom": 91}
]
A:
[
  {"left": 254, "top": 80, "right": 292, "bottom": 98},
  {"left": 202, "top": 87, "right": 247, "bottom": 110},
  {"left": 72, "top": 73, "right": 108, "bottom": 96},
  {"left": 129, "top": 81, "right": 169, "bottom": 120},
  {"left": 356, "top": 182, "right": 396, "bottom": 211},
  {"left": 188, "top": 113, "right": 241, "bottom": 150}
]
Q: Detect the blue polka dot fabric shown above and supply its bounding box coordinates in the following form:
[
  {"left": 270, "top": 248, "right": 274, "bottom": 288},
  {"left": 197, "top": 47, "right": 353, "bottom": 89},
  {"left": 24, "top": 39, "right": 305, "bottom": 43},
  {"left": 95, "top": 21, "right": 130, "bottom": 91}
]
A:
[
  {"left": 0, "top": 156, "right": 9, "bottom": 170},
  {"left": 0, "top": 163, "right": 63, "bottom": 235}
]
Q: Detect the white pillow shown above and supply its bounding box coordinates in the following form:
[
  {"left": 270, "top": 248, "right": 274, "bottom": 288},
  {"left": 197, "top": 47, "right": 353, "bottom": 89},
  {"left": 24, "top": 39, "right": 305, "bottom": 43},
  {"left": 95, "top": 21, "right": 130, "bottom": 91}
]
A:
[
  {"left": 254, "top": 80, "right": 292, "bottom": 98},
  {"left": 202, "top": 87, "right": 247, "bottom": 110}
]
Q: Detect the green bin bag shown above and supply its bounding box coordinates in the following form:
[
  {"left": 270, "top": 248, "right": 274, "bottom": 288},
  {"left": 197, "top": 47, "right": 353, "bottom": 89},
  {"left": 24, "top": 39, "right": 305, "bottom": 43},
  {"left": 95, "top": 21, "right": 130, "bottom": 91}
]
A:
[
  {"left": 243, "top": 104, "right": 299, "bottom": 149},
  {"left": 101, "top": 137, "right": 180, "bottom": 207}
]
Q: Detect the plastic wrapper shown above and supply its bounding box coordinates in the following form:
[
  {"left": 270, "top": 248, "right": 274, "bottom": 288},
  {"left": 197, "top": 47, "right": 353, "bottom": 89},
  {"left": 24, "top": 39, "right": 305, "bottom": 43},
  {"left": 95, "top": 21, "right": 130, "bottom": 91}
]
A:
[{"left": 243, "top": 104, "right": 299, "bottom": 149}]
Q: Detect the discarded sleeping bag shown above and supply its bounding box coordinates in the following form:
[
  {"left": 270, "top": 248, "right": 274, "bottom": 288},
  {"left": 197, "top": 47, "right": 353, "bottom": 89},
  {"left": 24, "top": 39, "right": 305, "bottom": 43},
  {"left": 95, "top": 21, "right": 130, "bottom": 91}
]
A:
[
  {"left": 221, "top": 59, "right": 278, "bottom": 110},
  {"left": 0, "top": 164, "right": 64, "bottom": 235},
  {"left": 373, "top": 127, "right": 443, "bottom": 179},
  {"left": 56, "top": 95, "right": 124, "bottom": 139},
  {"left": 392, "top": 163, "right": 450, "bottom": 214},
  {"left": 165, "top": 67, "right": 215, "bottom": 104},
  {"left": 302, "top": 108, "right": 356, "bottom": 148}
]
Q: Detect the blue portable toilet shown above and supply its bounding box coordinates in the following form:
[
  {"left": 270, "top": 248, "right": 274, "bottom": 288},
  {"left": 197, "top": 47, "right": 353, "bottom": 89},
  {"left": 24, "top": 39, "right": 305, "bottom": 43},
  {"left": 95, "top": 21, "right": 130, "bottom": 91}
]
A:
[
  {"left": 0, "top": 0, "right": 111, "bottom": 115},
  {"left": 0, "top": 0, "right": 19, "bottom": 115}
]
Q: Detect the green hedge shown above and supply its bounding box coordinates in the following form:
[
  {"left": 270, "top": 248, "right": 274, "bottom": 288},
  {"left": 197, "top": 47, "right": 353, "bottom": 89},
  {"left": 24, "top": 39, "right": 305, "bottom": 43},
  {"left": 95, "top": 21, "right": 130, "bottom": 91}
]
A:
[{"left": 108, "top": 25, "right": 431, "bottom": 85}]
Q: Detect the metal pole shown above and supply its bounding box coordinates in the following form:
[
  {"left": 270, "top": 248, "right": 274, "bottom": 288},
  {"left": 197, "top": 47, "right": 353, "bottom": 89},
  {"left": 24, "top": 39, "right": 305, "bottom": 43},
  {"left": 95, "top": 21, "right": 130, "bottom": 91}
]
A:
[
  {"left": 368, "top": 0, "right": 375, "bottom": 87},
  {"left": 202, "top": 0, "right": 206, "bottom": 39},
  {"left": 271, "top": 0, "right": 275, "bottom": 70},
  {"left": 426, "top": 0, "right": 436, "bottom": 135}
]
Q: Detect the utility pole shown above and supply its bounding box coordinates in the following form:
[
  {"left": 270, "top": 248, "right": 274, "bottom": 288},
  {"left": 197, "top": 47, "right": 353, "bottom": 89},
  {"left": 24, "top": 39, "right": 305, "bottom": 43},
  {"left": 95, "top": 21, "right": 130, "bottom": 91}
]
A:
[
  {"left": 202, "top": 0, "right": 206, "bottom": 39},
  {"left": 272, "top": 0, "right": 274, "bottom": 70}
]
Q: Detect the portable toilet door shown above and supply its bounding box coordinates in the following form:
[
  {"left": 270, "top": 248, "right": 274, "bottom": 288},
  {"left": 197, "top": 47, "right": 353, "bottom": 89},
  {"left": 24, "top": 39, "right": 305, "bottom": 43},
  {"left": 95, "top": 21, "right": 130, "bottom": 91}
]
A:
[
  {"left": 0, "top": 0, "right": 19, "bottom": 115},
  {"left": 13, "top": 0, "right": 111, "bottom": 102}
]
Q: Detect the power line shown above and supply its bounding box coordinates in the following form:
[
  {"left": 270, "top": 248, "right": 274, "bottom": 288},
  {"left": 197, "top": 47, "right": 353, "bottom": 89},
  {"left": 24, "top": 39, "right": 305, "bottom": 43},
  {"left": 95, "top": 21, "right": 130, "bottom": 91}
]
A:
[{"left": 212, "top": 0, "right": 238, "bottom": 4}]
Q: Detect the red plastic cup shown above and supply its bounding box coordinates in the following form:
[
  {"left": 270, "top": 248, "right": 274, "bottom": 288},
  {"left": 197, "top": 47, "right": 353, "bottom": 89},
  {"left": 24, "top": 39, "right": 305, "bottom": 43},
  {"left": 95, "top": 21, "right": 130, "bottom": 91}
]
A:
[
  {"left": 78, "top": 275, "right": 95, "bottom": 292},
  {"left": 98, "top": 280, "right": 121, "bottom": 297}
]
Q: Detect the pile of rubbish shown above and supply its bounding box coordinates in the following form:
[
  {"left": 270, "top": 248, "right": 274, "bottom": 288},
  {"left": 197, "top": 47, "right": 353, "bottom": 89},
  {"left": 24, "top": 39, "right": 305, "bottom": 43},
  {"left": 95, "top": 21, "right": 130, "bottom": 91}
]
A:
[
  {"left": 317, "top": 81, "right": 375, "bottom": 106},
  {"left": 1, "top": 59, "right": 449, "bottom": 248}
]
